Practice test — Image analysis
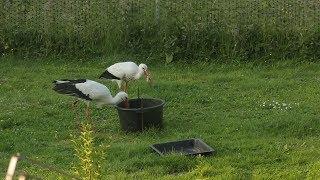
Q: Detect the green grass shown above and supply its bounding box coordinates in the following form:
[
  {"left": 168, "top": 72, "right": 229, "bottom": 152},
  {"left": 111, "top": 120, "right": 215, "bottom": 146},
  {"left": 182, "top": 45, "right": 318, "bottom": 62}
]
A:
[
  {"left": 1, "top": 56, "right": 320, "bottom": 179},
  {"left": 1, "top": 0, "right": 320, "bottom": 60}
]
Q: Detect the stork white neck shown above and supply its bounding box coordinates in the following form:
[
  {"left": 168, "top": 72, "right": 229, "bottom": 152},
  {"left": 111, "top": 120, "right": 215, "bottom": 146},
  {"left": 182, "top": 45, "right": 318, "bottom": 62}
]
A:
[
  {"left": 134, "top": 64, "right": 145, "bottom": 79},
  {"left": 110, "top": 92, "right": 127, "bottom": 105},
  {"left": 95, "top": 92, "right": 127, "bottom": 107}
]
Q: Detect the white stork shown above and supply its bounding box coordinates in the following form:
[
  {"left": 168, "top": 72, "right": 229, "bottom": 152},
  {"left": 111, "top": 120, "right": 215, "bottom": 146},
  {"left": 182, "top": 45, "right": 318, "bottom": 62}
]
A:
[
  {"left": 99, "top": 61, "right": 152, "bottom": 92},
  {"left": 53, "top": 79, "right": 128, "bottom": 117}
]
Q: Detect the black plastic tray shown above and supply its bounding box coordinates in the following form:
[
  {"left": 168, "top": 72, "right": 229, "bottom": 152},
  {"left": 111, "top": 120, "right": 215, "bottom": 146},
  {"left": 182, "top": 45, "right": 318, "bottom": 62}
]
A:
[{"left": 150, "top": 138, "right": 215, "bottom": 156}]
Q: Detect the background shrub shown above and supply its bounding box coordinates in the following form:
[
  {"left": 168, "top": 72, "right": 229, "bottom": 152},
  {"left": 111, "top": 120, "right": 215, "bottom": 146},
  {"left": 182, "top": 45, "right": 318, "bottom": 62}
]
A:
[{"left": 1, "top": 0, "right": 319, "bottom": 61}]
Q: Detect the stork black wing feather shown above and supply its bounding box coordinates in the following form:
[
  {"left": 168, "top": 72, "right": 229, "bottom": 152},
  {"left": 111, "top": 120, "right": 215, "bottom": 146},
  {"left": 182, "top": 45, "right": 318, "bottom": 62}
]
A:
[
  {"left": 99, "top": 70, "right": 121, "bottom": 80},
  {"left": 52, "top": 80, "right": 92, "bottom": 101}
]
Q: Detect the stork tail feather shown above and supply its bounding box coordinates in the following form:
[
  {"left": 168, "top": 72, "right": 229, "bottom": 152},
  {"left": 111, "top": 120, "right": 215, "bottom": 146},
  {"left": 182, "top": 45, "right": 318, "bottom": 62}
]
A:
[{"left": 52, "top": 79, "right": 91, "bottom": 100}]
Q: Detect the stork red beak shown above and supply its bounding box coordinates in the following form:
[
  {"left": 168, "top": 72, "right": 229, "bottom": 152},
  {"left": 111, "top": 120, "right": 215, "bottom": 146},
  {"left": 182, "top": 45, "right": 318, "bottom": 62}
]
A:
[{"left": 123, "top": 99, "right": 129, "bottom": 108}]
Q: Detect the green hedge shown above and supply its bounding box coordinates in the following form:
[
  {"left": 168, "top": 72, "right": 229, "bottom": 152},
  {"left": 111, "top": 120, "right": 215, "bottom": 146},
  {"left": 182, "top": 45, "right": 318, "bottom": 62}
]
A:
[{"left": 1, "top": 0, "right": 320, "bottom": 61}]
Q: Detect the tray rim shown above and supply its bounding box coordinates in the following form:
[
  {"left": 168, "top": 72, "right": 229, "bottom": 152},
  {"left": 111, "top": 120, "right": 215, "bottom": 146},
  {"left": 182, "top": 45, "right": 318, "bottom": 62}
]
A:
[{"left": 150, "top": 138, "right": 215, "bottom": 156}]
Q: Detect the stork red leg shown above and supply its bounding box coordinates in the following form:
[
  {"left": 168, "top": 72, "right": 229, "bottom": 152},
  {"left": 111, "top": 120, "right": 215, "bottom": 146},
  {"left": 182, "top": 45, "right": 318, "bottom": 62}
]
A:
[
  {"left": 72, "top": 100, "right": 79, "bottom": 111},
  {"left": 72, "top": 100, "right": 80, "bottom": 124},
  {"left": 85, "top": 103, "right": 92, "bottom": 122},
  {"left": 120, "top": 82, "right": 125, "bottom": 92},
  {"left": 125, "top": 82, "right": 128, "bottom": 93},
  {"left": 123, "top": 82, "right": 129, "bottom": 108}
]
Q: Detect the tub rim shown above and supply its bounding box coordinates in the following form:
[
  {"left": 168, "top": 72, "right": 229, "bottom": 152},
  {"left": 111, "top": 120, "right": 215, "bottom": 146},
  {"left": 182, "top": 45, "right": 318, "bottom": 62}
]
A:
[{"left": 115, "top": 98, "right": 165, "bottom": 111}]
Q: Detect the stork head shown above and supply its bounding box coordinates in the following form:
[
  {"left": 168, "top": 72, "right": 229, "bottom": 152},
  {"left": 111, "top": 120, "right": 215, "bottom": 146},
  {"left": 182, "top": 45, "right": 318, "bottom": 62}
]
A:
[
  {"left": 139, "top": 63, "right": 152, "bottom": 85},
  {"left": 118, "top": 91, "right": 128, "bottom": 102},
  {"left": 115, "top": 91, "right": 129, "bottom": 107}
]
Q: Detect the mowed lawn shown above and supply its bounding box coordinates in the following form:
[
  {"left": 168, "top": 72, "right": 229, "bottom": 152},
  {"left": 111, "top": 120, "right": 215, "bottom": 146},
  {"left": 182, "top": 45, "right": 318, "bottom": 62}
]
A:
[{"left": 1, "top": 56, "right": 320, "bottom": 179}]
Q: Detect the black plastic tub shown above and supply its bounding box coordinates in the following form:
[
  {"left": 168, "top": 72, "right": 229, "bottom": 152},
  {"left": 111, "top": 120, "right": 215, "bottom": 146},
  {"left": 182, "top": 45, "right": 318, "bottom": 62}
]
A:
[
  {"left": 150, "top": 139, "right": 215, "bottom": 156},
  {"left": 116, "top": 98, "right": 165, "bottom": 132}
]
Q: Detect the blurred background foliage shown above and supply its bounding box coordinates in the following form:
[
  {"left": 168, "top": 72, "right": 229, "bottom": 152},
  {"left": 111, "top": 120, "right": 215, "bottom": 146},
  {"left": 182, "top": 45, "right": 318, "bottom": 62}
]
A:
[{"left": 0, "top": 0, "right": 319, "bottom": 62}]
